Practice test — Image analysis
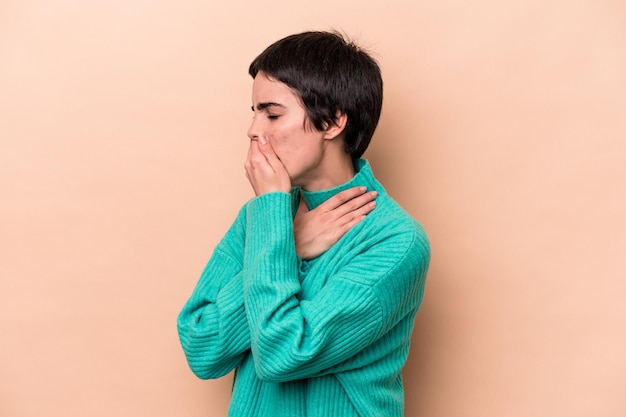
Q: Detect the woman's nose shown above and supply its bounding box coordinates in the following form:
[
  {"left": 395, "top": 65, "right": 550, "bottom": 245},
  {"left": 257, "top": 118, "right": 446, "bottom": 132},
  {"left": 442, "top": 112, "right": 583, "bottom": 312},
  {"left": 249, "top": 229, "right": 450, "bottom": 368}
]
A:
[{"left": 247, "top": 117, "right": 260, "bottom": 140}]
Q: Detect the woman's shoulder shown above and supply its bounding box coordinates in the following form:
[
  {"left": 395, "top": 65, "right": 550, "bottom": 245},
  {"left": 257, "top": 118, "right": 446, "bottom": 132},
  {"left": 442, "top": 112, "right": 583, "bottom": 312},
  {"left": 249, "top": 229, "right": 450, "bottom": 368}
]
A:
[{"left": 367, "top": 194, "right": 429, "bottom": 246}]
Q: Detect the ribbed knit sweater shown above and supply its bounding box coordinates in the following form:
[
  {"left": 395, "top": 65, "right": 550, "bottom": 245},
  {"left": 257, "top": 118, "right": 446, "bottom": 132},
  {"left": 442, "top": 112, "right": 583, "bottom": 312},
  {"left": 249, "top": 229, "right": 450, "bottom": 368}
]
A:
[{"left": 177, "top": 159, "right": 430, "bottom": 416}]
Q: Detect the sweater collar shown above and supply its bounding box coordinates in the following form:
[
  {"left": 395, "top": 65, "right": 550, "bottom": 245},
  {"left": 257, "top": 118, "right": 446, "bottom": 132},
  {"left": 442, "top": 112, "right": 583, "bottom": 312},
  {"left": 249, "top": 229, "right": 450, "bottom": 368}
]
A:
[{"left": 298, "top": 159, "right": 382, "bottom": 210}]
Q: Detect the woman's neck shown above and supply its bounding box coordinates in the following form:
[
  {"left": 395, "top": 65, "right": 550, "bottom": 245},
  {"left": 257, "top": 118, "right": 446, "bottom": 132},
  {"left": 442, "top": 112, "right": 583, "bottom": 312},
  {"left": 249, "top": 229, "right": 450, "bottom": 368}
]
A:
[{"left": 300, "top": 143, "right": 355, "bottom": 192}]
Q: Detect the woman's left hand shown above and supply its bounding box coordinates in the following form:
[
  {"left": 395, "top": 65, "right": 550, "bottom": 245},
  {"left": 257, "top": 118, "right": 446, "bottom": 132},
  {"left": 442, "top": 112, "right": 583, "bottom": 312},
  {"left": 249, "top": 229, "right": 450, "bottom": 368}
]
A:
[{"left": 294, "top": 187, "right": 378, "bottom": 259}]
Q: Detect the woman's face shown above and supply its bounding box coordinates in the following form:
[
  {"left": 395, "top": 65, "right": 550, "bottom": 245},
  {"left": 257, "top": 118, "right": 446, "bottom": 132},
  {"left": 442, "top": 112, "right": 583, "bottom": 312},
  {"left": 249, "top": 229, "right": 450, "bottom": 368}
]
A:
[{"left": 247, "top": 72, "right": 327, "bottom": 188}]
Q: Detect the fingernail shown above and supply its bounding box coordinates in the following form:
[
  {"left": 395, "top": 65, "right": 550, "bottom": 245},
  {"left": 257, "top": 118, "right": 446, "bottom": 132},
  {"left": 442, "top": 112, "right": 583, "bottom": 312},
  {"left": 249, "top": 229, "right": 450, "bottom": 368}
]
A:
[
  {"left": 371, "top": 191, "right": 378, "bottom": 197},
  {"left": 360, "top": 186, "right": 367, "bottom": 192}
]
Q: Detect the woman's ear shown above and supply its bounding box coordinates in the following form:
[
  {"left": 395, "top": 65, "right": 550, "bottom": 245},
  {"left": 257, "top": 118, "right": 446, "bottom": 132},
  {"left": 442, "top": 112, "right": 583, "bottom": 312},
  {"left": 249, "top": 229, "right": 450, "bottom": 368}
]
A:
[{"left": 323, "top": 111, "right": 347, "bottom": 140}]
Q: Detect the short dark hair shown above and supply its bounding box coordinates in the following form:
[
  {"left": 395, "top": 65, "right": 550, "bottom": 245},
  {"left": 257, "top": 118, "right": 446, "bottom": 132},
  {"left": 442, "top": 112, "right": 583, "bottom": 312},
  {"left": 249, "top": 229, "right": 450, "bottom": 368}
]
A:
[{"left": 248, "top": 31, "right": 383, "bottom": 159}]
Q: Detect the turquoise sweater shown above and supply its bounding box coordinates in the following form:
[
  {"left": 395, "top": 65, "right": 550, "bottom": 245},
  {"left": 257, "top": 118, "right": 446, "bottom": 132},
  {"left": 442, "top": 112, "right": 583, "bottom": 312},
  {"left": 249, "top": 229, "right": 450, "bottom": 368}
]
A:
[{"left": 178, "top": 159, "right": 430, "bottom": 416}]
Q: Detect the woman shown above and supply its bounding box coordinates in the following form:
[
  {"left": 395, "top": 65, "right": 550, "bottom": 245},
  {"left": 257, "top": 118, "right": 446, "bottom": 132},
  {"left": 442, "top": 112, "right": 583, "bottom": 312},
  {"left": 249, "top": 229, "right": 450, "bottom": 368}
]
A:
[{"left": 178, "top": 31, "right": 430, "bottom": 416}]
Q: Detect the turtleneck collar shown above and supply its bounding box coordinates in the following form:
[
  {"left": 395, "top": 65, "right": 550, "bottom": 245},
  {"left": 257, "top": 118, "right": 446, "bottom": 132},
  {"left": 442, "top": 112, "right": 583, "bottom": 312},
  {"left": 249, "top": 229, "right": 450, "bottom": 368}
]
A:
[{"left": 298, "top": 159, "right": 383, "bottom": 210}]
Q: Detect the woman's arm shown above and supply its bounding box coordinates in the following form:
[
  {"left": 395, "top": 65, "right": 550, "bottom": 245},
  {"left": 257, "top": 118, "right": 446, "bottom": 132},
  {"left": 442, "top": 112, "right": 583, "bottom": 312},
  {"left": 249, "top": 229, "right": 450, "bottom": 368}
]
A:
[
  {"left": 177, "top": 215, "right": 251, "bottom": 380},
  {"left": 178, "top": 176, "right": 378, "bottom": 380},
  {"left": 241, "top": 138, "right": 428, "bottom": 382},
  {"left": 242, "top": 192, "right": 429, "bottom": 383}
]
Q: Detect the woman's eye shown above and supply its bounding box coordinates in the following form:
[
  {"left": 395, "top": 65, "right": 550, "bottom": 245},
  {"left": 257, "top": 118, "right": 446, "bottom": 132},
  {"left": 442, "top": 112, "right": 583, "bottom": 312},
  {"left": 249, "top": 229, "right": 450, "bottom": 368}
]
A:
[{"left": 268, "top": 115, "right": 279, "bottom": 120}]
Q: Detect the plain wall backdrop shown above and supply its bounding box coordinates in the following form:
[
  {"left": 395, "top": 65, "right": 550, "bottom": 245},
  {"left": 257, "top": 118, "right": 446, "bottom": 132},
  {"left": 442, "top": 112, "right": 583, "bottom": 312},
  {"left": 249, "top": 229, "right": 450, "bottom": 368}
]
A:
[{"left": 1, "top": 0, "right": 625, "bottom": 416}]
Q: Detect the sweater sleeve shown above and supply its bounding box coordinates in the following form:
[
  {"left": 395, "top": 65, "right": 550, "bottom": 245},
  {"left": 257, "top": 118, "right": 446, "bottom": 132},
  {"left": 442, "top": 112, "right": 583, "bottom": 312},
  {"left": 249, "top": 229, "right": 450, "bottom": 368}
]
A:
[
  {"left": 242, "top": 192, "right": 428, "bottom": 383},
  {"left": 177, "top": 210, "right": 250, "bottom": 380}
]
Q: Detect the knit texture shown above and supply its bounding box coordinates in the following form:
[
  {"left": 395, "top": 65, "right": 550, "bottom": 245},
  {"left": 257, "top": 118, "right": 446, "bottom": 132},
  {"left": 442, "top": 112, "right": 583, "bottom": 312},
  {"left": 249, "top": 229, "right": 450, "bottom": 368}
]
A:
[{"left": 178, "top": 159, "right": 430, "bottom": 416}]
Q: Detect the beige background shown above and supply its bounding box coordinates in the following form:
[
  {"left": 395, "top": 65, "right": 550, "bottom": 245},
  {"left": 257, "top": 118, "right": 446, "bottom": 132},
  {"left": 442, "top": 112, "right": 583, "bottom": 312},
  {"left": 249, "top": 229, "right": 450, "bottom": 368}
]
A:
[{"left": 1, "top": 0, "right": 625, "bottom": 416}]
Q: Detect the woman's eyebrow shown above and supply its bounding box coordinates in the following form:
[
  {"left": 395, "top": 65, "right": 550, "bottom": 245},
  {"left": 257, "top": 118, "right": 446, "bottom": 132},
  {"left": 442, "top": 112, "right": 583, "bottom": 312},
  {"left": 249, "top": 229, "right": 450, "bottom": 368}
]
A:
[{"left": 252, "top": 102, "right": 285, "bottom": 111}]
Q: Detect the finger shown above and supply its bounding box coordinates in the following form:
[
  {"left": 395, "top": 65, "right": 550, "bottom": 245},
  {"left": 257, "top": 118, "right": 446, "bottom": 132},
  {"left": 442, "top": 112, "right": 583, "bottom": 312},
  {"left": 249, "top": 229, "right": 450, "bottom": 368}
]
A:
[
  {"left": 332, "top": 190, "right": 378, "bottom": 218},
  {"left": 244, "top": 141, "right": 255, "bottom": 171},
  {"left": 257, "top": 140, "right": 284, "bottom": 172},
  {"left": 333, "top": 214, "right": 367, "bottom": 240},
  {"left": 337, "top": 200, "right": 376, "bottom": 226},
  {"left": 245, "top": 141, "right": 276, "bottom": 185},
  {"left": 335, "top": 197, "right": 376, "bottom": 227},
  {"left": 246, "top": 140, "right": 271, "bottom": 170},
  {"left": 246, "top": 139, "right": 259, "bottom": 162},
  {"left": 321, "top": 186, "right": 368, "bottom": 211}
]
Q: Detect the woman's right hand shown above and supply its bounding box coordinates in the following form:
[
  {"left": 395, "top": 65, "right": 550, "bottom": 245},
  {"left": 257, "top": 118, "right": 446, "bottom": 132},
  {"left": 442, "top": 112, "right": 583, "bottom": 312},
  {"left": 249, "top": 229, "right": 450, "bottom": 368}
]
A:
[
  {"left": 293, "top": 186, "right": 378, "bottom": 260},
  {"left": 245, "top": 138, "right": 291, "bottom": 196}
]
